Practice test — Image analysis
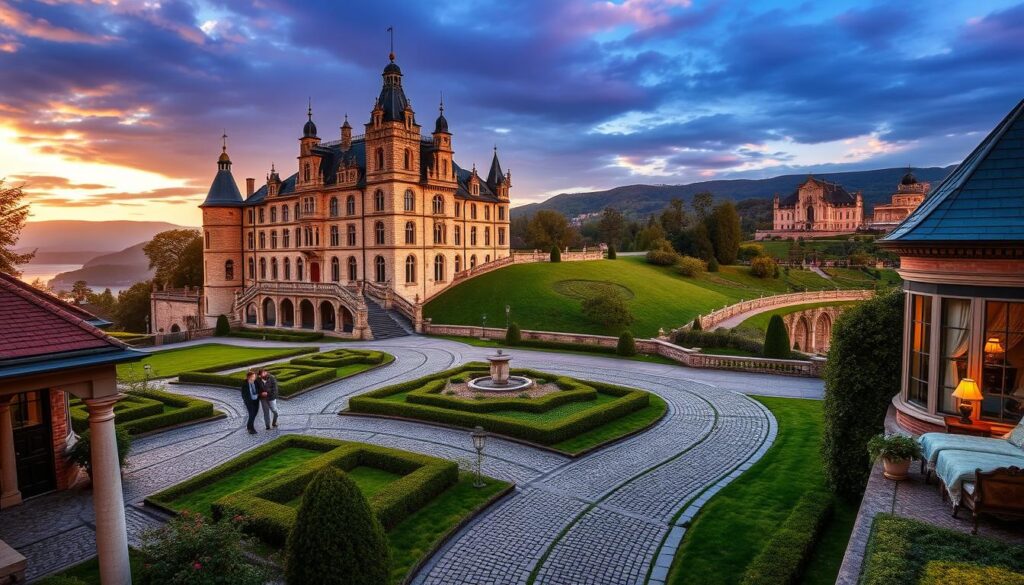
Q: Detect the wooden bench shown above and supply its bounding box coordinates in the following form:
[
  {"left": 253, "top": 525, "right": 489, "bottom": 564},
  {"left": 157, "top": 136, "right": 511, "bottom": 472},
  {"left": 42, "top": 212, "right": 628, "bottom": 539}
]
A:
[{"left": 954, "top": 466, "right": 1024, "bottom": 534}]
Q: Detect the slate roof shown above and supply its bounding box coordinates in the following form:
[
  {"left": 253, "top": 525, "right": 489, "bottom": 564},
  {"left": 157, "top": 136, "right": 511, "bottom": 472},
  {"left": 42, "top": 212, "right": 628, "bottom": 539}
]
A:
[
  {"left": 883, "top": 99, "right": 1024, "bottom": 243},
  {"left": 486, "top": 150, "right": 505, "bottom": 187},
  {"left": 0, "top": 272, "right": 129, "bottom": 361},
  {"left": 779, "top": 177, "right": 858, "bottom": 207},
  {"left": 201, "top": 168, "right": 244, "bottom": 207}
]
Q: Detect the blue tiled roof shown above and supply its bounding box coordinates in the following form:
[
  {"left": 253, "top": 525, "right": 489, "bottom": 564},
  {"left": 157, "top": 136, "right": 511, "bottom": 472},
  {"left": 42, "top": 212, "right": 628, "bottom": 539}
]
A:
[
  {"left": 883, "top": 99, "right": 1024, "bottom": 242},
  {"left": 200, "top": 168, "right": 244, "bottom": 207}
]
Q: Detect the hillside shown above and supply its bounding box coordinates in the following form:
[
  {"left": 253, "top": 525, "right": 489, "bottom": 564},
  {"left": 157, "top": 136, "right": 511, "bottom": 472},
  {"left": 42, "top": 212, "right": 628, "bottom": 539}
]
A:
[
  {"left": 512, "top": 166, "right": 954, "bottom": 219},
  {"left": 49, "top": 242, "right": 153, "bottom": 290},
  {"left": 17, "top": 220, "right": 188, "bottom": 253}
]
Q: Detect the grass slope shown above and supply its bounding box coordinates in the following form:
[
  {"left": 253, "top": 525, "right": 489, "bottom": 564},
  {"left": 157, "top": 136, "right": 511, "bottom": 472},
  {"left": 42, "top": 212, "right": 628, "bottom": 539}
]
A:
[
  {"left": 118, "top": 344, "right": 313, "bottom": 379},
  {"left": 667, "top": 397, "right": 856, "bottom": 585}
]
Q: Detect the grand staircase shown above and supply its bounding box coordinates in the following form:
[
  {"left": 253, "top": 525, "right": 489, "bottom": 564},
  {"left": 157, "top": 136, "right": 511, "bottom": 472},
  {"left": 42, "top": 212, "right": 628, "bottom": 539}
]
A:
[{"left": 364, "top": 297, "right": 414, "bottom": 339}]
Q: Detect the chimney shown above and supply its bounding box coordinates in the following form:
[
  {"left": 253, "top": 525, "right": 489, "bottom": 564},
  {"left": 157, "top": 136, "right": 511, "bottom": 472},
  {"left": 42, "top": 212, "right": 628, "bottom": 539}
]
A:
[{"left": 246, "top": 178, "right": 255, "bottom": 197}]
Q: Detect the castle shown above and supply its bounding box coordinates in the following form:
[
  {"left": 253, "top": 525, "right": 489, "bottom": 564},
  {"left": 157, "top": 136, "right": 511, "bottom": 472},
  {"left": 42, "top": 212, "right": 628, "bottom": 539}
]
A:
[{"left": 192, "top": 52, "right": 512, "bottom": 338}]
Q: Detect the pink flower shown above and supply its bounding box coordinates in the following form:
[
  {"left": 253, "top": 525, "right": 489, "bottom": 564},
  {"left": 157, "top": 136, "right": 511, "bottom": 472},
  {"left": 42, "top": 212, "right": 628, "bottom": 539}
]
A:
[{"left": 193, "top": 562, "right": 202, "bottom": 570}]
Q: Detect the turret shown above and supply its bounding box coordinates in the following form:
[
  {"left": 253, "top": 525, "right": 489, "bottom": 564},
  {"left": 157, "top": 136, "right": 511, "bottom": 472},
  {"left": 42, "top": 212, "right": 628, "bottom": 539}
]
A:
[
  {"left": 297, "top": 100, "right": 322, "bottom": 189},
  {"left": 199, "top": 133, "right": 244, "bottom": 327},
  {"left": 341, "top": 114, "right": 352, "bottom": 151},
  {"left": 430, "top": 98, "right": 455, "bottom": 183},
  {"left": 487, "top": 146, "right": 509, "bottom": 199}
]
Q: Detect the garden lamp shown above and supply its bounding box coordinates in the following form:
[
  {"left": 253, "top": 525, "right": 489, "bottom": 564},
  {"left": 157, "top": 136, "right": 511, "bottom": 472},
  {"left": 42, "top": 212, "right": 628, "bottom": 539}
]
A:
[
  {"left": 471, "top": 426, "right": 487, "bottom": 488},
  {"left": 952, "top": 378, "right": 983, "bottom": 424},
  {"left": 505, "top": 304, "right": 511, "bottom": 328}
]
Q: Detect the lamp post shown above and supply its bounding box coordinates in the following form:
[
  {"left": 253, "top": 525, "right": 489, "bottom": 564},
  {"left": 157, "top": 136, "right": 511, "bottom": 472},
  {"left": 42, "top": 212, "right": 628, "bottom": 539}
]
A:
[
  {"left": 471, "top": 426, "right": 487, "bottom": 488},
  {"left": 480, "top": 314, "right": 488, "bottom": 341},
  {"left": 505, "top": 304, "right": 511, "bottom": 329}
]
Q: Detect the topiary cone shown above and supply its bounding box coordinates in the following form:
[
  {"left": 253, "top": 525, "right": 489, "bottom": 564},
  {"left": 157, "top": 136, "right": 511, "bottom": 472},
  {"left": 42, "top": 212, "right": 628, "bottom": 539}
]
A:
[
  {"left": 286, "top": 467, "right": 390, "bottom": 585},
  {"left": 763, "top": 314, "right": 791, "bottom": 359}
]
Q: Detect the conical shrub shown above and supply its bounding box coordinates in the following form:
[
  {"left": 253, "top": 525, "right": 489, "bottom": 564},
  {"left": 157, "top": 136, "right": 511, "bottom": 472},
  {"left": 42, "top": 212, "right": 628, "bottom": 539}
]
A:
[{"left": 763, "top": 314, "right": 791, "bottom": 359}]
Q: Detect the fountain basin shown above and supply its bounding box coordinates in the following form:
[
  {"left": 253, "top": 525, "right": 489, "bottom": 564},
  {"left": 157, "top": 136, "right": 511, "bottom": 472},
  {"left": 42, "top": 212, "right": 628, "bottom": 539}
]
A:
[{"left": 467, "top": 375, "right": 535, "bottom": 393}]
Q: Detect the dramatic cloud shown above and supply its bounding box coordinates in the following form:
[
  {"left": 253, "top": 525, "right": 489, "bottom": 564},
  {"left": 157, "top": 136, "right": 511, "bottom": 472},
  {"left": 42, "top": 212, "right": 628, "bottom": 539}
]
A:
[{"left": 0, "top": 0, "right": 1020, "bottom": 224}]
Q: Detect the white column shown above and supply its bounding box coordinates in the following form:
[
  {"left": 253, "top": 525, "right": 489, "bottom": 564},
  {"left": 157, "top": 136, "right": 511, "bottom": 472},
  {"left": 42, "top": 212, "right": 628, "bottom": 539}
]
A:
[
  {"left": 0, "top": 397, "right": 22, "bottom": 508},
  {"left": 83, "top": 395, "right": 131, "bottom": 585}
]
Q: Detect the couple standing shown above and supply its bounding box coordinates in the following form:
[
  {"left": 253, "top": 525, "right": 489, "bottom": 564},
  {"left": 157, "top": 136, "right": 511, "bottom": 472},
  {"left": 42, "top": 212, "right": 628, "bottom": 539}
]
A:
[{"left": 241, "top": 368, "right": 280, "bottom": 435}]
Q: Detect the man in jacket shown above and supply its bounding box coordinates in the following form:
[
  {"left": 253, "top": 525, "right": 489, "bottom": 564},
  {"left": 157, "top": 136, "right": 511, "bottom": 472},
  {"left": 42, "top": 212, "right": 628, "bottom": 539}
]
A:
[
  {"left": 258, "top": 367, "right": 280, "bottom": 429},
  {"left": 241, "top": 370, "right": 260, "bottom": 434}
]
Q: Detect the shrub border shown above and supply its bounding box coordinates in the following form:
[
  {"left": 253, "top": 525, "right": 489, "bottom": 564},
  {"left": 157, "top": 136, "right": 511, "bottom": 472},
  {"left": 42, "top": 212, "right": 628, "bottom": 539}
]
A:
[
  {"left": 229, "top": 328, "right": 324, "bottom": 342},
  {"left": 71, "top": 390, "right": 222, "bottom": 436},
  {"left": 739, "top": 490, "right": 834, "bottom": 585}
]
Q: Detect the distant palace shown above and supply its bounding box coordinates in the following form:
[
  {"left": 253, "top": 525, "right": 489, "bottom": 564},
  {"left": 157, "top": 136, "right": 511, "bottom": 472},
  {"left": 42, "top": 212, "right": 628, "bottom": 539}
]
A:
[
  {"left": 154, "top": 51, "right": 513, "bottom": 338},
  {"left": 756, "top": 171, "right": 930, "bottom": 240}
]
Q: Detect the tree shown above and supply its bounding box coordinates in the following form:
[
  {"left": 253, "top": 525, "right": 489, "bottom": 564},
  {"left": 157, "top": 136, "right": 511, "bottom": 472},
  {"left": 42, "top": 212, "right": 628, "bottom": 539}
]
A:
[
  {"left": 144, "top": 229, "right": 203, "bottom": 288},
  {"left": 86, "top": 288, "right": 117, "bottom": 314},
  {"left": 581, "top": 293, "right": 634, "bottom": 330},
  {"left": 762, "top": 315, "right": 791, "bottom": 359},
  {"left": 71, "top": 280, "right": 91, "bottom": 302},
  {"left": 509, "top": 215, "right": 530, "bottom": 249},
  {"left": 115, "top": 281, "right": 153, "bottom": 333},
  {"left": 607, "top": 244, "right": 617, "bottom": 260},
  {"left": 215, "top": 314, "right": 230, "bottom": 336},
  {"left": 617, "top": 331, "right": 636, "bottom": 356},
  {"left": 707, "top": 257, "right": 719, "bottom": 272},
  {"left": 0, "top": 180, "right": 34, "bottom": 276},
  {"left": 634, "top": 222, "right": 666, "bottom": 252},
  {"left": 286, "top": 467, "right": 390, "bottom": 585},
  {"left": 822, "top": 290, "right": 904, "bottom": 499},
  {"left": 691, "top": 191, "right": 714, "bottom": 221},
  {"left": 550, "top": 244, "right": 561, "bottom": 263},
  {"left": 597, "top": 207, "right": 625, "bottom": 247},
  {"left": 526, "top": 210, "right": 572, "bottom": 251},
  {"left": 645, "top": 238, "right": 678, "bottom": 266},
  {"left": 505, "top": 322, "right": 522, "bottom": 345},
  {"left": 750, "top": 256, "right": 780, "bottom": 278},
  {"left": 659, "top": 198, "right": 688, "bottom": 239},
  {"left": 706, "top": 202, "right": 741, "bottom": 265},
  {"left": 29, "top": 278, "right": 52, "bottom": 294},
  {"left": 677, "top": 223, "right": 714, "bottom": 261}
]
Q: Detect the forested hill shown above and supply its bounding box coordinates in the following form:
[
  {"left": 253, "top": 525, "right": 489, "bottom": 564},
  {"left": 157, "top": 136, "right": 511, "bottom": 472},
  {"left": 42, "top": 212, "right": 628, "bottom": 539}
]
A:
[{"left": 512, "top": 166, "right": 954, "bottom": 219}]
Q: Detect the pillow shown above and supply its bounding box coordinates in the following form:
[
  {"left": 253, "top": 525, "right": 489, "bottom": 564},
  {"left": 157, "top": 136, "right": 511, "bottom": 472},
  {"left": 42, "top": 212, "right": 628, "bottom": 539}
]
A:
[{"left": 1007, "top": 420, "right": 1024, "bottom": 449}]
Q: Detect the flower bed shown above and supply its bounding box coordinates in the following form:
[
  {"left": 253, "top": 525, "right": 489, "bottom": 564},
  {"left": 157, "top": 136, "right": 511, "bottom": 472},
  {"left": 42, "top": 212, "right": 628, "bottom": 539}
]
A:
[
  {"left": 347, "top": 363, "right": 665, "bottom": 455},
  {"left": 177, "top": 349, "right": 392, "bottom": 397},
  {"left": 70, "top": 390, "right": 218, "bottom": 436}
]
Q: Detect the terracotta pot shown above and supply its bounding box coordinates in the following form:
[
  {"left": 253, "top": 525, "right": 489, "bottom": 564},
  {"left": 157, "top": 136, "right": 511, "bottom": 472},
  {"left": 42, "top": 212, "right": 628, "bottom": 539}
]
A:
[{"left": 882, "top": 457, "right": 911, "bottom": 481}]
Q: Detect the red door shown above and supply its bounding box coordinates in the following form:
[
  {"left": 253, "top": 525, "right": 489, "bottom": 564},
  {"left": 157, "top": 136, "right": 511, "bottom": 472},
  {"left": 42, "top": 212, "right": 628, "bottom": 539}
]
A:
[{"left": 310, "top": 262, "right": 321, "bottom": 283}]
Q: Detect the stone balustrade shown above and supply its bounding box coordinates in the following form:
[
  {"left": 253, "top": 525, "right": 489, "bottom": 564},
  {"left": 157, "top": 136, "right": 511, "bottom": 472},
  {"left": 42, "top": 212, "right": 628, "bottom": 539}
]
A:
[{"left": 693, "top": 289, "right": 875, "bottom": 331}]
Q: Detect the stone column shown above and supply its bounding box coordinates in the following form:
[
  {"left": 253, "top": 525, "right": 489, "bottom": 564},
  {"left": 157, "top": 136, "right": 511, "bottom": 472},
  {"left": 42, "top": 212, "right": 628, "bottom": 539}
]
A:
[
  {"left": 83, "top": 395, "right": 131, "bottom": 585},
  {"left": 313, "top": 301, "right": 322, "bottom": 331},
  {"left": 0, "top": 396, "right": 22, "bottom": 508}
]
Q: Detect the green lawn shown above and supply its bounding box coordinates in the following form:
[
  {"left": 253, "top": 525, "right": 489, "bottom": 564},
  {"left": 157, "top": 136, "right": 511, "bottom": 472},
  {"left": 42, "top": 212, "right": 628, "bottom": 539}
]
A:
[
  {"left": 667, "top": 397, "right": 856, "bottom": 585},
  {"left": 37, "top": 550, "right": 145, "bottom": 584},
  {"left": 552, "top": 394, "right": 667, "bottom": 453},
  {"left": 118, "top": 343, "right": 316, "bottom": 379},
  {"left": 735, "top": 300, "right": 861, "bottom": 334},
  {"left": 284, "top": 466, "right": 401, "bottom": 507}
]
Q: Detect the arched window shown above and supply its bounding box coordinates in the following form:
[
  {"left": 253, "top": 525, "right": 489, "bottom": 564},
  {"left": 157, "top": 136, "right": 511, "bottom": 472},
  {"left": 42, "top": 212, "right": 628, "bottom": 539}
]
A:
[
  {"left": 434, "top": 223, "right": 444, "bottom": 245},
  {"left": 434, "top": 254, "right": 445, "bottom": 282},
  {"left": 283, "top": 229, "right": 290, "bottom": 248},
  {"left": 247, "top": 258, "right": 255, "bottom": 279},
  {"left": 294, "top": 202, "right": 300, "bottom": 220},
  {"left": 284, "top": 258, "right": 291, "bottom": 280},
  {"left": 258, "top": 208, "right": 265, "bottom": 223},
  {"left": 403, "top": 149, "right": 411, "bottom": 170},
  {"left": 270, "top": 230, "right": 278, "bottom": 249},
  {"left": 304, "top": 163, "right": 311, "bottom": 182},
  {"left": 297, "top": 257, "right": 304, "bottom": 281},
  {"left": 470, "top": 254, "right": 477, "bottom": 269},
  {"left": 270, "top": 207, "right": 277, "bottom": 222},
  {"left": 471, "top": 203, "right": 478, "bottom": 219},
  {"left": 405, "top": 255, "right": 416, "bottom": 283},
  {"left": 259, "top": 232, "right": 266, "bottom": 249},
  {"left": 375, "top": 221, "right": 385, "bottom": 245},
  {"left": 484, "top": 206, "right": 490, "bottom": 220},
  {"left": 499, "top": 227, "right": 506, "bottom": 246},
  {"left": 470, "top": 226, "right": 477, "bottom": 246},
  {"left": 247, "top": 232, "right": 254, "bottom": 249},
  {"left": 347, "top": 224, "right": 356, "bottom": 246},
  {"left": 282, "top": 205, "right": 289, "bottom": 222},
  {"left": 346, "top": 195, "right": 356, "bottom": 215},
  {"left": 260, "top": 258, "right": 267, "bottom": 279},
  {"left": 374, "top": 189, "right": 385, "bottom": 212},
  {"left": 314, "top": 227, "right": 320, "bottom": 246},
  {"left": 454, "top": 225, "right": 461, "bottom": 245},
  {"left": 331, "top": 257, "right": 340, "bottom": 282},
  {"left": 375, "top": 148, "right": 385, "bottom": 170},
  {"left": 404, "top": 189, "right": 415, "bottom": 212},
  {"left": 329, "top": 197, "right": 339, "bottom": 217},
  {"left": 432, "top": 194, "right": 444, "bottom": 215},
  {"left": 330, "top": 225, "right": 339, "bottom": 247},
  {"left": 374, "top": 255, "right": 386, "bottom": 283},
  {"left": 443, "top": 159, "right": 449, "bottom": 177},
  {"left": 455, "top": 202, "right": 461, "bottom": 217},
  {"left": 405, "top": 221, "right": 416, "bottom": 244},
  {"left": 294, "top": 227, "right": 301, "bottom": 247},
  {"left": 271, "top": 258, "right": 278, "bottom": 279},
  {"left": 455, "top": 254, "right": 462, "bottom": 273},
  {"left": 486, "top": 254, "right": 491, "bottom": 263},
  {"left": 347, "top": 256, "right": 357, "bottom": 281},
  {"left": 485, "top": 227, "right": 491, "bottom": 246}
]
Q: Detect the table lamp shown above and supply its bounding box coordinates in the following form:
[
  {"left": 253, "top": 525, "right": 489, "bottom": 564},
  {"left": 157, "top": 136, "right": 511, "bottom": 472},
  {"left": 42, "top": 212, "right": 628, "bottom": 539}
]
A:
[{"left": 952, "top": 378, "right": 983, "bottom": 424}]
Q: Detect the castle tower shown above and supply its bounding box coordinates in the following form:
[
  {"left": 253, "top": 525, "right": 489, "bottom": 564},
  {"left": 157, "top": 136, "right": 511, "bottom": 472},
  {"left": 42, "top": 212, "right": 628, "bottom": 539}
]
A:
[
  {"left": 199, "top": 134, "right": 244, "bottom": 327},
  {"left": 486, "top": 146, "right": 510, "bottom": 200},
  {"left": 296, "top": 101, "right": 322, "bottom": 190},
  {"left": 430, "top": 99, "right": 457, "bottom": 184},
  {"left": 365, "top": 52, "right": 422, "bottom": 188}
]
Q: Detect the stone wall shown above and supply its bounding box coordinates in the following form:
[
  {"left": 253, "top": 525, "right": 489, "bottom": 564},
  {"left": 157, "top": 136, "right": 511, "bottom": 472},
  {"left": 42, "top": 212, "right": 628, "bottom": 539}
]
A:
[
  {"left": 151, "top": 288, "right": 202, "bottom": 334},
  {"left": 695, "top": 289, "right": 874, "bottom": 331}
]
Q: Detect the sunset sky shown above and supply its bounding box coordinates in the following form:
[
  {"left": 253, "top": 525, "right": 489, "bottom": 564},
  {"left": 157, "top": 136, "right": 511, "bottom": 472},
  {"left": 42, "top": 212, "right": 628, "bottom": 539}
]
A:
[{"left": 1, "top": 0, "right": 1022, "bottom": 226}]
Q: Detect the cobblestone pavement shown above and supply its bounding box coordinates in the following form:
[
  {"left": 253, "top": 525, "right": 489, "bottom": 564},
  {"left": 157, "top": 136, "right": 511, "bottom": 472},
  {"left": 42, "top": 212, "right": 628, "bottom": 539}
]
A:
[{"left": 1, "top": 336, "right": 819, "bottom": 583}]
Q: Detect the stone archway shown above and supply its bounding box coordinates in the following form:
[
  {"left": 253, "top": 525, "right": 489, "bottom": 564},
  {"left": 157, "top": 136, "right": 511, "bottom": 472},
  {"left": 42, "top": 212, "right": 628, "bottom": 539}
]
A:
[
  {"left": 814, "top": 312, "right": 833, "bottom": 352},
  {"left": 299, "top": 300, "right": 315, "bottom": 329},
  {"left": 339, "top": 305, "right": 354, "bottom": 333},
  {"left": 792, "top": 316, "right": 811, "bottom": 353},
  {"left": 319, "top": 301, "right": 336, "bottom": 331},
  {"left": 280, "top": 299, "right": 295, "bottom": 327},
  {"left": 245, "top": 303, "right": 257, "bottom": 324},
  {"left": 262, "top": 297, "right": 276, "bottom": 326}
]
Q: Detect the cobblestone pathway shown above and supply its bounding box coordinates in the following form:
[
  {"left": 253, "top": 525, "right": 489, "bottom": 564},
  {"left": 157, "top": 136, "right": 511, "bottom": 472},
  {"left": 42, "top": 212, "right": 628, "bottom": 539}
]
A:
[{"left": 0, "top": 336, "right": 819, "bottom": 583}]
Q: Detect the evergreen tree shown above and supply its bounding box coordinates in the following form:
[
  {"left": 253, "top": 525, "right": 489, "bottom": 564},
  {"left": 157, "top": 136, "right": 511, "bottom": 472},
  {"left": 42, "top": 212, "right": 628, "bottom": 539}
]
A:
[
  {"left": 527, "top": 210, "right": 572, "bottom": 251},
  {"left": 616, "top": 331, "right": 636, "bottom": 356},
  {"left": 597, "top": 207, "right": 625, "bottom": 247},
  {"left": 762, "top": 315, "right": 791, "bottom": 358},
  {"left": 692, "top": 317, "right": 702, "bottom": 331},
  {"left": 706, "top": 202, "right": 741, "bottom": 265},
  {"left": 114, "top": 281, "right": 153, "bottom": 333},
  {"left": 659, "top": 198, "right": 688, "bottom": 240},
  {"left": 505, "top": 322, "right": 521, "bottom": 345},
  {"left": 286, "top": 467, "right": 390, "bottom": 585},
  {"left": 215, "top": 315, "right": 230, "bottom": 336},
  {"left": 550, "top": 245, "right": 561, "bottom": 263},
  {"left": 607, "top": 244, "right": 617, "bottom": 259},
  {"left": 0, "top": 180, "right": 34, "bottom": 276}
]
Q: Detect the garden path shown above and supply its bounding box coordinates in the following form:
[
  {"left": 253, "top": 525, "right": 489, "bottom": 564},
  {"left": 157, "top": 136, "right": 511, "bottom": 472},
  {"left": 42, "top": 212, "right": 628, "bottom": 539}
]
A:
[{"left": 0, "top": 336, "right": 822, "bottom": 583}]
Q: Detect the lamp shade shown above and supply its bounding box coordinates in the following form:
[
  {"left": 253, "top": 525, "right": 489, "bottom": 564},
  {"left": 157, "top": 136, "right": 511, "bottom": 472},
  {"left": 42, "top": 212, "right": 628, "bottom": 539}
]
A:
[
  {"left": 952, "top": 378, "right": 983, "bottom": 401},
  {"left": 985, "top": 337, "right": 1005, "bottom": 354}
]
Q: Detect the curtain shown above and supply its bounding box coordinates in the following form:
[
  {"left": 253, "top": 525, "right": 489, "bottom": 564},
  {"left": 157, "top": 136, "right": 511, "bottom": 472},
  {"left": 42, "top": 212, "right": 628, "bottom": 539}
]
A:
[{"left": 941, "top": 299, "right": 972, "bottom": 413}]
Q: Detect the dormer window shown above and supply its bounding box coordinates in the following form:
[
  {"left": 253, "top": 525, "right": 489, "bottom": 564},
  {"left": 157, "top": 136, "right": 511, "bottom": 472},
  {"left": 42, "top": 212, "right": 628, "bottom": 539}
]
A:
[{"left": 472, "top": 183, "right": 479, "bottom": 196}]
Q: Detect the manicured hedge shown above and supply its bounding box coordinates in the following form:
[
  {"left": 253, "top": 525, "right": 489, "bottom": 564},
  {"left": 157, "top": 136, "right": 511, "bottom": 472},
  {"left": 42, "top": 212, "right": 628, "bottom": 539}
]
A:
[
  {"left": 860, "top": 514, "right": 1024, "bottom": 585},
  {"left": 174, "top": 438, "right": 459, "bottom": 547},
  {"left": 675, "top": 329, "right": 764, "bottom": 355},
  {"left": 739, "top": 491, "right": 833, "bottom": 585},
  {"left": 179, "top": 364, "right": 335, "bottom": 397},
  {"left": 229, "top": 328, "right": 324, "bottom": 342},
  {"left": 348, "top": 363, "right": 651, "bottom": 446},
  {"left": 70, "top": 390, "right": 216, "bottom": 436},
  {"left": 184, "top": 347, "right": 318, "bottom": 374},
  {"left": 290, "top": 348, "right": 388, "bottom": 368},
  {"left": 406, "top": 376, "right": 598, "bottom": 414}
]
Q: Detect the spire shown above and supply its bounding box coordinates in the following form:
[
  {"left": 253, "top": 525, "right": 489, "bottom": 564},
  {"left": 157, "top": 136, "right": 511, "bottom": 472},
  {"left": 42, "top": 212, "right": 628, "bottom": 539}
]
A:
[
  {"left": 202, "top": 131, "right": 243, "bottom": 207},
  {"left": 434, "top": 93, "right": 449, "bottom": 134},
  {"left": 342, "top": 113, "right": 351, "bottom": 129},
  {"left": 303, "top": 98, "right": 318, "bottom": 138},
  {"left": 487, "top": 145, "right": 505, "bottom": 186},
  {"left": 217, "top": 131, "right": 231, "bottom": 169}
]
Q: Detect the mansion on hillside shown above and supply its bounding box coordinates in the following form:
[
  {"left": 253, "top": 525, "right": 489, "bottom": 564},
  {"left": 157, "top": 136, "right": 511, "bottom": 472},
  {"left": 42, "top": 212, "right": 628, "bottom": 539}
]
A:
[
  {"left": 756, "top": 171, "right": 931, "bottom": 240},
  {"left": 167, "top": 52, "right": 513, "bottom": 338}
]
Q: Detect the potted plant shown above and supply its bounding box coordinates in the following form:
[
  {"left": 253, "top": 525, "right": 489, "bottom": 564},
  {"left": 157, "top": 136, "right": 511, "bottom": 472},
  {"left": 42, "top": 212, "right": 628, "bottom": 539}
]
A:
[{"left": 867, "top": 433, "right": 922, "bottom": 481}]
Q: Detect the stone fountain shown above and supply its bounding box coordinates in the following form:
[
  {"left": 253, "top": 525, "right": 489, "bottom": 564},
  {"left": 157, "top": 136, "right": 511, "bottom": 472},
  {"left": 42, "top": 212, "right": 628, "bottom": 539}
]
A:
[{"left": 467, "top": 349, "right": 534, "bottom": 392}]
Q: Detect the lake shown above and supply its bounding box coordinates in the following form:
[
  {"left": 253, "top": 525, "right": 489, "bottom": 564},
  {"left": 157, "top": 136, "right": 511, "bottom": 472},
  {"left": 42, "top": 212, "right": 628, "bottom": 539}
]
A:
[{"left": 17, "top": 263, "right": 130, "bottom": 294}]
